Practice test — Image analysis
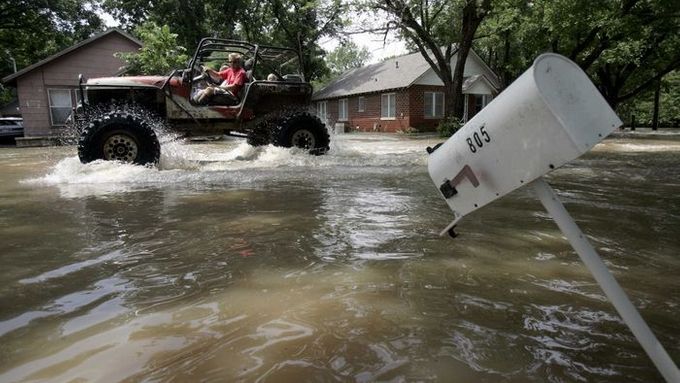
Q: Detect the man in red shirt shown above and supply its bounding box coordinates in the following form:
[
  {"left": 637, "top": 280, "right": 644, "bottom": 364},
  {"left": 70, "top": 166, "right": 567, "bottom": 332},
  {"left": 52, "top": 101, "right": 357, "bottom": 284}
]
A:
[{"left": 194, "top": 53, "right": 247, "bottom": 105}]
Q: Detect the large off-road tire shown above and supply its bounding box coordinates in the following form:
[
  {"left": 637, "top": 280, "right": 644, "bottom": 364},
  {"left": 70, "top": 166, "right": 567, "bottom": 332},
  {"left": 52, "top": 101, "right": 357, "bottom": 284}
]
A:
[
  {"left": 272, "top": 112, "right": 330, "bottom": 155},
  {"left": 78, "top": 109, "right": 161, "bottom": 166}
]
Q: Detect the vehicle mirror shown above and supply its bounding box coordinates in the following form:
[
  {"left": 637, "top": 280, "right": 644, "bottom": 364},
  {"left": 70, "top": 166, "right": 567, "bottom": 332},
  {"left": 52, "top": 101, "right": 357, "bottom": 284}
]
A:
[{"left": 427, "top": 53, "right": 622, "bottom": 231}]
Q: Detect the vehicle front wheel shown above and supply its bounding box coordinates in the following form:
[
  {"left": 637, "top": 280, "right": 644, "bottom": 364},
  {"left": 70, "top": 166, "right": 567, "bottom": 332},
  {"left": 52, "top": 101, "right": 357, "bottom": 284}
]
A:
[
  {"left": 78, "top": 109, "right": 161, "bottom": 165},
  {"left": 273, "top": 112, "right": 330, "bottom": 155}
]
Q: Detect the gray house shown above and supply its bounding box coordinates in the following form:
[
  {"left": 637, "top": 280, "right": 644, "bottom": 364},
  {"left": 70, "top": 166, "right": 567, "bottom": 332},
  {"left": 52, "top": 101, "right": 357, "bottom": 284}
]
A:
[{"left": 2, "top": 29, "right": 141, "bottom": 146}]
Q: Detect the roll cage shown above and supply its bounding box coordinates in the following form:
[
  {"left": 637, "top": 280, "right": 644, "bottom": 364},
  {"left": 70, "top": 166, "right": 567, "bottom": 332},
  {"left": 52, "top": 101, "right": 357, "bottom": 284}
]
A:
[{"left": 187, "top": 38, "right": 305, "bottom": 83}]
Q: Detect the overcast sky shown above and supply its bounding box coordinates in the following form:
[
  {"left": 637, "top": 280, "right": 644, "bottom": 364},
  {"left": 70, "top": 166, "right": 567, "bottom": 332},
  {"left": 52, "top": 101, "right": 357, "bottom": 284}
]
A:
[{"left": 322, "top": 34, "right": 407, "bottom": 64}]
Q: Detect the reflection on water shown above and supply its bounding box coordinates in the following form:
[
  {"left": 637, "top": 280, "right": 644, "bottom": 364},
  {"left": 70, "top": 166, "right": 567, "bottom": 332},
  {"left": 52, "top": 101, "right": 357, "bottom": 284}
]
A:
[{"left": 0, "top": 133, "right": 679, "bottom": 382}]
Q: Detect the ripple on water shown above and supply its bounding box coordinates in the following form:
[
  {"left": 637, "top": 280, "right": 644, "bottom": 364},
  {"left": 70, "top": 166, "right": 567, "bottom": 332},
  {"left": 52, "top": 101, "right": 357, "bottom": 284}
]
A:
[{"left": 2, "top": 134, "right": 678, "bottom": 382}]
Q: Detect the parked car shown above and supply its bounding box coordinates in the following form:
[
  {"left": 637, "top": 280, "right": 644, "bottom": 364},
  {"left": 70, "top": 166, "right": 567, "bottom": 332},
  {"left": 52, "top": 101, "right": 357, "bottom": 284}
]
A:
[{"left": 0, "top": 117, "right": 23, "bottom": 143}]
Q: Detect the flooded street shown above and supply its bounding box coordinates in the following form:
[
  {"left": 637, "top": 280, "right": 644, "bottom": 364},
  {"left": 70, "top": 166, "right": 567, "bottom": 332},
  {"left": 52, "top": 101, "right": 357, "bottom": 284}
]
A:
[{"left": 1, "top": 133, "right": 679, "bottom": 382}]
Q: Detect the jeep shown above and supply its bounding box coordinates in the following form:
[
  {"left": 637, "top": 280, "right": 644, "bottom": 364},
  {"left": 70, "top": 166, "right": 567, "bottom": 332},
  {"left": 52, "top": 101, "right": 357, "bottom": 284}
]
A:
[{"left": 74, "top": 38, "right": 330, "bottom": 165}]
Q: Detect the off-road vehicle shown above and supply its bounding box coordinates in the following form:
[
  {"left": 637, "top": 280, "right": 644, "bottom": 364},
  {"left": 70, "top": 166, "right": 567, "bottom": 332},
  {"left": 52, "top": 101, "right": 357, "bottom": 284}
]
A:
[{"left": 73, "top": 38, "right": 330, "bottom": 165}]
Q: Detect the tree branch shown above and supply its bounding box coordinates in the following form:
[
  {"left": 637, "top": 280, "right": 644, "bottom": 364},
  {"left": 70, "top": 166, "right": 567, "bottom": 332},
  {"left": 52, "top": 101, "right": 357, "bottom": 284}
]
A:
[{"left": 617, "top": 57, "right": 680, "bottom": 103}]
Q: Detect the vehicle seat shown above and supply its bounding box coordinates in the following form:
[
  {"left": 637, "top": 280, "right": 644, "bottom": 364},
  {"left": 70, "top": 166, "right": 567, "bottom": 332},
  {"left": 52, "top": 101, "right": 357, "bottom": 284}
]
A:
[{"left": 210, "top": 92, "right": 239, "bottom": 106}]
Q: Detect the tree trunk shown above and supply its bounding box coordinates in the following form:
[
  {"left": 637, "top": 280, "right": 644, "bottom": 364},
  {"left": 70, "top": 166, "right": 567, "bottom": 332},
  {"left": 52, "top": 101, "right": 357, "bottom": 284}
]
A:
[
  {"left": 449, "top": 0, "right": 489, "bottom": 119},
  {"left": 502, "top": 30, "right": 511, "bottom": 88},
  {"left": 652, "top": 80, "right": 661, "bottom": 130},
  {"left": 451, "top": 45, "right": 468, "bottom": 118},
  {"left": 443, "top": 81, "right": 456, "bottom": 119}
]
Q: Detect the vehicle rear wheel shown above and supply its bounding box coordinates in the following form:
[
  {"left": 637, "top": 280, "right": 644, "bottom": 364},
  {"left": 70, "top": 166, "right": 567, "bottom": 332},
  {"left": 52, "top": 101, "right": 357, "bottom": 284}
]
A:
[
  {"left": 78, "top": 110, "right": 161, "bottom": 165},
  {"left": 273, "top": 112, "right": 329, "bottom": 155}
]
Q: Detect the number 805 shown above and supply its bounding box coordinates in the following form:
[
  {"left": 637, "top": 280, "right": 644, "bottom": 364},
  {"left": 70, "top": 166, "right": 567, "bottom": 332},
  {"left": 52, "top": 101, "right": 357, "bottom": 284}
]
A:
[{"left": 466, "top": 125, "right": 491, "bottom": 153}]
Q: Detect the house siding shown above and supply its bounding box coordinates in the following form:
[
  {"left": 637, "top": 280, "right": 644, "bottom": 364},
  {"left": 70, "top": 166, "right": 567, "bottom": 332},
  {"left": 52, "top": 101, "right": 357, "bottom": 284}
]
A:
[
  {"left": 313, "top": 50, "right": 499, "bottom": 134},
  {"left": 325, "top": 91, "right": 413, "bottom": 133},
  {"left": 15, "top": 33, "right": 140, "bottom": 137},
  {"left": 408, "top": 85, "right": 446, "bottom": 131},
  {"left": 318, "top": 86, "right": 449, "bottom": 133},
  {"left": 17, "top": 70, "right": 50, "bottom": 136}
]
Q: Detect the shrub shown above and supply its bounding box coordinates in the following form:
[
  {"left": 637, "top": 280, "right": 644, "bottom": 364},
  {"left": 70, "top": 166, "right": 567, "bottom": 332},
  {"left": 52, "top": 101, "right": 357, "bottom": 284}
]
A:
[{"left": 437, "top": 117, "right": 463, "bottom": 137}]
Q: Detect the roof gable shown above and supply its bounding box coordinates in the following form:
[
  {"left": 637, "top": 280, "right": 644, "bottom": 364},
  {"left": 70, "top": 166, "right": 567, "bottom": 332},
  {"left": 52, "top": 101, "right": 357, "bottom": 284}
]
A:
[
  {"left": 2, "top": 29, "right": 142, "bottom": 84},
  {"left": 462, "top": 74, "right": 496, "bottom": 94}
]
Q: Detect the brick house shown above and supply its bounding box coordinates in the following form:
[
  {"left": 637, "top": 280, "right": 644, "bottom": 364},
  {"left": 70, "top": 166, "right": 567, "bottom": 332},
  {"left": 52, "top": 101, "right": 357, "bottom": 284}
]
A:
[
  {"left": 2, "top": 29, "right": 141, "bottom": 145},
  {"left": 313, "top": 49, "right": 499, "bottom": 133}
]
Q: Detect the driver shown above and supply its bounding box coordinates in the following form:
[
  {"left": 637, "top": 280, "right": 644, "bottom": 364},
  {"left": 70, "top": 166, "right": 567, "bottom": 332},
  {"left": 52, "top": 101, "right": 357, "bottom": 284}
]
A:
[{"left": 193, "top": 53, "right": 247, "bottom": 105}]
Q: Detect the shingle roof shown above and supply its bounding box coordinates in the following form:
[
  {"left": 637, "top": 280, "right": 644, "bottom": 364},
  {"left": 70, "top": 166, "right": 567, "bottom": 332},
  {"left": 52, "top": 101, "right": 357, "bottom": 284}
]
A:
[
  {"left": 313, "top": 48, "right": 500, "bottom": 100},
  {"left": 2, "top": 28, "right": 142, "bottom": 85},
  {"left": 313, "top": 50, "right": 432, "bottom": 100}
]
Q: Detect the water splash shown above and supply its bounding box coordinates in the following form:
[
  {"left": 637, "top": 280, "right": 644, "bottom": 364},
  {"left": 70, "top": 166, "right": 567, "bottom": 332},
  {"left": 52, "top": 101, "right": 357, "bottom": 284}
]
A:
[{"left": 23, "top": 134, "right": 430, "bottom": 198}]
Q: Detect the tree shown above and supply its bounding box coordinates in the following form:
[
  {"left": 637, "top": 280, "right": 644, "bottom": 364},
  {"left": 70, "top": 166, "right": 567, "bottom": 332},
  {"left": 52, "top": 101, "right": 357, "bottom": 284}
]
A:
[
  {"left": 326, "top": 41, "right": 371, "bottom": 76},
  {"left": 102, "top": 0, "right": 209, "bottom": 49},
  {"left": 472, "top": 0, "right": 529, "bottom": 89},
  {"left": 313, "top": 41, "right": 371, "bottom": 90},
  {"left": 0, "top": 0, "right": 104, "bottom": 80},
  {"left": 476, "top": 0, "right": 680, "bottom": 109},
  {"left": 618, "top": 71, "right": 680, "bottom": 127},
  {"left": 102, "top": 0, "right": 343, "bottom": 82},
  {"left": 115, "top": 22, "right": 189, "bottom": 75},
  {"left": 356, "top": 0, "right": 491, "bottom": 118},
  {"left": 267, "top": 0, "right": 346, "bottom": 81}
]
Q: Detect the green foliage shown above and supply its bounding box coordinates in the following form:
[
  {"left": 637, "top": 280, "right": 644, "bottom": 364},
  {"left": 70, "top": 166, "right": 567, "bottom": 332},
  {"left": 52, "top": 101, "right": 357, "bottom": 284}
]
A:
[
  {"left": 0, "top": 0, "right": 104, "bottom": 82},
  {"left": 476, "top": 0, "right": 680, "bottom": 109},
  {"left": 102, "top": 0, "right": 211, "bottom": 49},
  {"left": 0, "top": 87, "right": 14, "bottom": 105},
  {"left": 115, "top": 22, "right": 189, "bottom": 75},
  {"left": 437, "top": 117, "right": 463, "bottom": 137},
  {"left": 266, "top": 0, "right": 346, "bottom": 81},
  {"left": 103, "top": 0, "right": 344, "bottom": 82},
  {"left": 618, "top": 71, "right": 680, "bottom": 126},
  {"left": 314, "top": 41, "right": 371, "bottom": 89},
  {"left": 326, "top": 41, "right": 371, "bottom": 76}
]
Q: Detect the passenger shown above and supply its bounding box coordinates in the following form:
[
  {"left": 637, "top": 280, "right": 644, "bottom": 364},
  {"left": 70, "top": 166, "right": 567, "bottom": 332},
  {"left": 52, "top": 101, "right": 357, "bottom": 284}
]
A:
[
  {"left": 267, "top": 73, "right": 278, "bottom": 81},
  {"left": 194, "top": 53, "right": 247, "bottom": 105}
]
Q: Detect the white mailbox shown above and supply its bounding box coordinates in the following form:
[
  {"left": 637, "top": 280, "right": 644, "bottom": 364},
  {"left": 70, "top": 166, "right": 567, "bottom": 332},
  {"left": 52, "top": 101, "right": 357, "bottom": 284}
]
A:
[
  {"left": 428, "top": 53, "right": 622, "bottom": 231},
  {"left": 426, "top": 54, "right": 680, "bottom": 382}
]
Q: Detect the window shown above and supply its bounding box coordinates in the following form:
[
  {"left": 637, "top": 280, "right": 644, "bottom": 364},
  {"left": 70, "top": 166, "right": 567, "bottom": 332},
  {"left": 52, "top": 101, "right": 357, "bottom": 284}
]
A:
[
  {"left": 317, "top": 101, "right": 327, "bottom": 121},
  {"left": 473, "top": 94, "right": 493, "bottom": 111},
  {"left": 381, "top": 93, "right": 396, "bottom": 119},
  {"left": 338, "top": 98, "right": 348, "bottom": 121},
  {"left": 484, "top": 94, "right": 492, "bottom": 106},
  {"left": 475, "top": 94, "right": 485, "bottom": 112},
  {"left": 48, "top": 89, "right": 73, "bottom": 126},
  {"left": 358, "top": 96, "right": 366, "bottom": 112},
  {"left": 424, "top": 91, "right": 444, "bottom": 118}
]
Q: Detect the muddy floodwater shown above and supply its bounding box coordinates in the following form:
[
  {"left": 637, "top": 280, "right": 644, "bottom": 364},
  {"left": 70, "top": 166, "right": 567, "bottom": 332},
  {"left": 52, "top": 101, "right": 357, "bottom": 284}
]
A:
[{"left": 0, "top": 132, "right": 679, "bottom": 382}]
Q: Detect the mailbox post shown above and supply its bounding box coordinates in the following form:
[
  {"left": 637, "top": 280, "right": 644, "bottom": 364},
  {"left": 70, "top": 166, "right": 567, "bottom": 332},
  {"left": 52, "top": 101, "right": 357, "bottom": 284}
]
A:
[{"left": 427, "top": 53, "right": 680, "bottom": 382}]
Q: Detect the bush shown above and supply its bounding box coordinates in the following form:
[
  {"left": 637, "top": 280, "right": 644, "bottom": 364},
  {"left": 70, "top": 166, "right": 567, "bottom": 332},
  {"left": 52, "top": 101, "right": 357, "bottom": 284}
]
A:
[{"left": 437, "top": 117, "right": 463, "bottom": 137}]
